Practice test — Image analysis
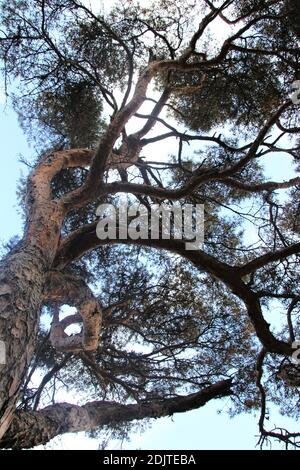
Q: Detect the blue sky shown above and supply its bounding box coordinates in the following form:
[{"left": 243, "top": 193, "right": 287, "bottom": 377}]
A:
[
  {"left": 0, "top": 100, "right": 29, "bottom": 243},
  {"left": 1, "top": 95, "right": 299, "bottom": 450}
]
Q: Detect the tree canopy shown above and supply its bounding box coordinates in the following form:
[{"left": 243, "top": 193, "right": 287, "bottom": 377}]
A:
[{"left": 0, "top": 0, "right": 300, "bottom": 450}]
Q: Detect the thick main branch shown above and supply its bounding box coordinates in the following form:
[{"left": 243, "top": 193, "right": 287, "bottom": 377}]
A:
[{"left": 0, "top": 379, "right": 232, "bottom": 449}]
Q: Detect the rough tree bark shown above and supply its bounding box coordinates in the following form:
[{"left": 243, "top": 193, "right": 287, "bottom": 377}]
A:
[
  {"left": 0, "top": 149, "right": 92, "bottom": 438},
  {"left": 0, "top": 58, "right": 191, "bottom": 439}
]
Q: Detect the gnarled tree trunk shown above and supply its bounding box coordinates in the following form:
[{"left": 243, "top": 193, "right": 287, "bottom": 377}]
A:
[{"left": 0, "top": 246, "right": 47, "bottom": 439}]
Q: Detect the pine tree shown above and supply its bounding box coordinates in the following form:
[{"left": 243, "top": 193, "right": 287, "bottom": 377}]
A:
[{"left": 0, "top": 0, "right": 300, "bottom": 449}]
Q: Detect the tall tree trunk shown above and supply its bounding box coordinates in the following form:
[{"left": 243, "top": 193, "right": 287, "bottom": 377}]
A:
[{"left": 0, "top": 245, "right": 47, "bottom": 439}]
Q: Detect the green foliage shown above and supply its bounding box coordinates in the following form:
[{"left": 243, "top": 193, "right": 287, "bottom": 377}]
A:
[{"left": 17, "top": 79, "right": 105, "bottom": 150}]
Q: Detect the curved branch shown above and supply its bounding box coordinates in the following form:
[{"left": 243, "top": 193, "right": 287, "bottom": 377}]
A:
[
  {"left": 1, "top": 379, "right": 233, "bottom": 449},
  {"left": 276, "top": 120, "right": 300, "bottom": 134},
  {"left": 180, "top": 0, "right": 233, "bottom": 62},
  {"left": 141, "top": 130, "right": 250, "bottom": 152},
  {"left": 27, "top": 148, "right": 94, "bottom": 206},
  {"left": 32, "top": 354, "right": 71, "bottom": 411},
  {"left": 134, "top": 88, "right": 171, "bottom": 140},
  {"left": 69, "top": 0, "right": 134, "bottom": 110}
]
